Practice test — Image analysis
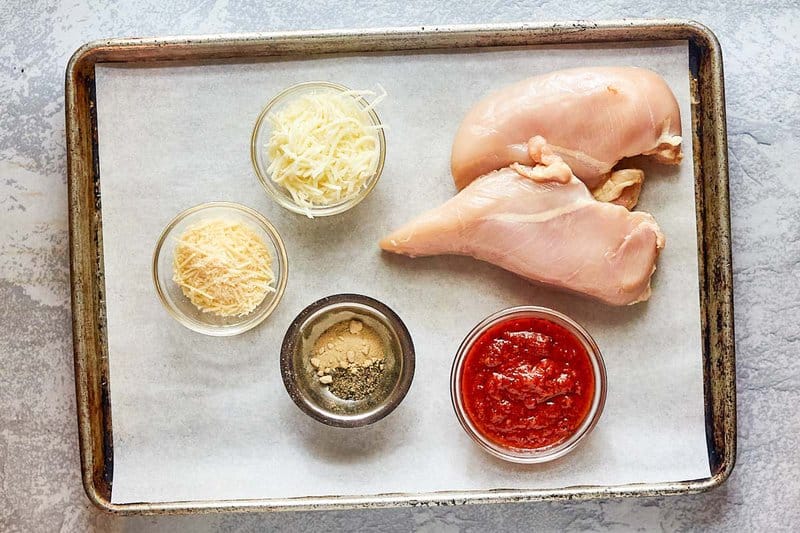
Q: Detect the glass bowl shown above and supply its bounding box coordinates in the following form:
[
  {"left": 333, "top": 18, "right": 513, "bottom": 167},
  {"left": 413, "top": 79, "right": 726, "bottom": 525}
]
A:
[
  {"left": 152, "top": 201, "right": 288, "bottom": 336},
  {"left": 280, "top": 294, "right": 415, "bottom": 427},
  {"left": 250, "top": 81, "right": 386, "bottom": 217},
  {"left": 451, "top": 306, "right": 607, "bottom": 463}
]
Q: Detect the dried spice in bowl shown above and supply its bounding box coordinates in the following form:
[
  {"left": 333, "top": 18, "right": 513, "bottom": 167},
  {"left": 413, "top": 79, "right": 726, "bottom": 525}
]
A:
[
  {"left": 280, "top": 293, "right": 415, "bottom": 427},
  {"left": 310, "top": 319, "right": 385, "bottom": 401}
]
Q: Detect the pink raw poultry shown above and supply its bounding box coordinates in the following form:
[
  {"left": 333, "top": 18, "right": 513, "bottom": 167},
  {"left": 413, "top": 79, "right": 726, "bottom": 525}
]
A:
[
  {"left": 451, "top": 66, "right": 682, "bottom": 207},
  {"left": 381, "top": 138, "right": 665, "bottom": 306}
]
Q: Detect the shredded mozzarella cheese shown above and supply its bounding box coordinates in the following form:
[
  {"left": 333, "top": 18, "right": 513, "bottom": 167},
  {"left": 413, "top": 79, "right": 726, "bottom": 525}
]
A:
[
  {"left": 265, "top": 86, "right": 385, "bottom": 215},
  {"left": 172, "top": 219, "right": 275, "bottom": 317}
]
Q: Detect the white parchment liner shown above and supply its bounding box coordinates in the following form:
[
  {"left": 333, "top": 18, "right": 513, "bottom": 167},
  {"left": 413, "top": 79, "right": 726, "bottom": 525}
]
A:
[{"left": 95, "top": 41, "right": 711, "bottom": 503}]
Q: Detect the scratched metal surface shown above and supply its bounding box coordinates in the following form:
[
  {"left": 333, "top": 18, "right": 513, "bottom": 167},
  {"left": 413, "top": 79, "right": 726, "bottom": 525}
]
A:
[{"left": 1, "top": 0, "right": 797, "bottom": 531}]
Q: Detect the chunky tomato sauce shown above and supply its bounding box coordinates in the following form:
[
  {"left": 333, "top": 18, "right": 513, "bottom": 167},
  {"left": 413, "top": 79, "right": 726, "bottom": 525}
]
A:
[{"left": 461, "top": 317, "right": 595, "bottom": 449}]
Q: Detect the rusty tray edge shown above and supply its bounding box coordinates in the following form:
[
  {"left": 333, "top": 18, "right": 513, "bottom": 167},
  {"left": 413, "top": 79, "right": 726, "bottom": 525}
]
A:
[{"left": 66, "top": 18, "right": 735, "bottom": 515}]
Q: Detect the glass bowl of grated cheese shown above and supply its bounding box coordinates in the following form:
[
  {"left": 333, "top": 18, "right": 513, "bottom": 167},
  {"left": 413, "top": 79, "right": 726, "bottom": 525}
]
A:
[
  {"left": 251, "top": 81, "right": 386, "bottom": 217},
  {"left": 152, "top": 202, "right": 288, "bottom": 336}
]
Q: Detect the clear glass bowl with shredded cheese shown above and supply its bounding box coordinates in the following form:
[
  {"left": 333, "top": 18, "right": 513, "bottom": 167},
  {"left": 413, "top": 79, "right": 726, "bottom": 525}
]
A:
[
  {"left": 152, "top": 202, "right": 288, "bottom": 336},
  {"left": 251, "top": 81, "right": 386, "bottom": 217}
]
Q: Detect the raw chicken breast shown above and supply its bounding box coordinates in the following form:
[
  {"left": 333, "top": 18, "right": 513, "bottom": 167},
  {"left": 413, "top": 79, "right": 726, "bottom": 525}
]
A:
[
  {"left": 451, "top": 67, "right": 682, "bottom": 192},
  {"left": 592, "top": 168, "right": 645, "bottom": 210},
  {"left": 381, "top": 138, "right": 665, "bottom": 306}
]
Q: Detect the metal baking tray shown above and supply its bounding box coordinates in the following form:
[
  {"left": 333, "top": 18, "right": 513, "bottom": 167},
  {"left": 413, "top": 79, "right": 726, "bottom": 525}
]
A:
[{"left": 66, "top": 19, "right": 735, "bottom": 514}]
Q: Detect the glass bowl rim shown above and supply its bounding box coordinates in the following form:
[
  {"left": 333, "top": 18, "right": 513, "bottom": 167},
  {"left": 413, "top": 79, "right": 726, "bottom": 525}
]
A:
[
  {"left": 450, "top": 305, "right": 607, "bottom": 464},
  {"left": 250, "top": 80, "right": 387, "bottom": 217},
  {"left": 151, "top": 201, "right": 289, "bottom": 336}
]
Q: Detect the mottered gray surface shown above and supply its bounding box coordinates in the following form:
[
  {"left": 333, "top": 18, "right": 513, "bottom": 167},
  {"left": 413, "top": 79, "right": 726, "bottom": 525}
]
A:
[{"left": 1, "top": 0, "right": 798, "bottom": 531}]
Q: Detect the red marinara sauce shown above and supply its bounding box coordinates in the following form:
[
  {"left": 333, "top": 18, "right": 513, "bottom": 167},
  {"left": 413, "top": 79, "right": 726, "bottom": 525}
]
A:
[{"left": 461, "top": 317, "right": 595, "bottom": 450}]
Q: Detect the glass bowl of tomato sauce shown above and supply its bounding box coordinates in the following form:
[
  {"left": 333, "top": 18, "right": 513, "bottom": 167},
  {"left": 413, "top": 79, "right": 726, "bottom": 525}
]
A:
[{"left": 451, "top": 306, "right": 607, "bottom": 463}]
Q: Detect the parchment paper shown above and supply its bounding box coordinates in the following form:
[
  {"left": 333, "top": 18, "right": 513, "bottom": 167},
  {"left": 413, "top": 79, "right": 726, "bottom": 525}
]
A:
[{"left": 95, "top": 41, "right": 711, "bottom": 504}]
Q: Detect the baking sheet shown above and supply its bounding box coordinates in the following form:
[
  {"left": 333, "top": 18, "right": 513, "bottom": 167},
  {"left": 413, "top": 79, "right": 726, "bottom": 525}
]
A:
[{"left": 95, "top": 41, "right": 710, "bottom": 504}]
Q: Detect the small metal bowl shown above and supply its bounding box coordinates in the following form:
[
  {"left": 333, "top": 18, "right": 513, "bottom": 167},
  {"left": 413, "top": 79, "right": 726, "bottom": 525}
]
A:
[
  {"left": 451, "top": 306, "right": 607, "bottom": 463},
  {"left": 250, "top": 81, "right": 386, "bottom": 217},
  {"left": 152, "top": 202, "right": 288, "bottom": 336},
  {"left": 280, "top": 294, "right": 414, "bottom": 427}
]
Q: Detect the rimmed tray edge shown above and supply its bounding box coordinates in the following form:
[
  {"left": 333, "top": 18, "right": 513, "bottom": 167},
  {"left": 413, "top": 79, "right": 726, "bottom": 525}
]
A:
[{"left": 66, "top": 18, "right": 735, "bottom": 515}]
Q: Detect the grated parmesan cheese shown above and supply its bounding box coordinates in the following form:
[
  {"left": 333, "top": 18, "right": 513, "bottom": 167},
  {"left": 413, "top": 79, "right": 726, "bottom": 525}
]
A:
[
  {"left": 172, "top": 219, "right": 275, "bottom": 317},
  {"left": 265, "top": 86, "right": 385, "bottom": 214}
]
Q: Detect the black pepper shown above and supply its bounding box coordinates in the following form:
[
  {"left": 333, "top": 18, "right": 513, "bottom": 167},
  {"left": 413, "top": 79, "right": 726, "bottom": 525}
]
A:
[{"left": 327, "top": 360, "right": 385, "bottom": 401}]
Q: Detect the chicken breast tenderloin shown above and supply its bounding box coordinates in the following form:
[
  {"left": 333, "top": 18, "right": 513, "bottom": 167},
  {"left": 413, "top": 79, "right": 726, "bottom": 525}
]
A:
[
  {"left": 381, "top": 138, "right": 665, "bottom": 306},
  {"left": 451, "top": 66, "right": 682, "bottom": 197}
]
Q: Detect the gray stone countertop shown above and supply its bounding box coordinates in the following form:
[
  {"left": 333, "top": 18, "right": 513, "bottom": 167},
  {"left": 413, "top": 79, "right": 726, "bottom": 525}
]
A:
[{"left": 2, "top": 1, "right": 798, "bottom": 531}]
